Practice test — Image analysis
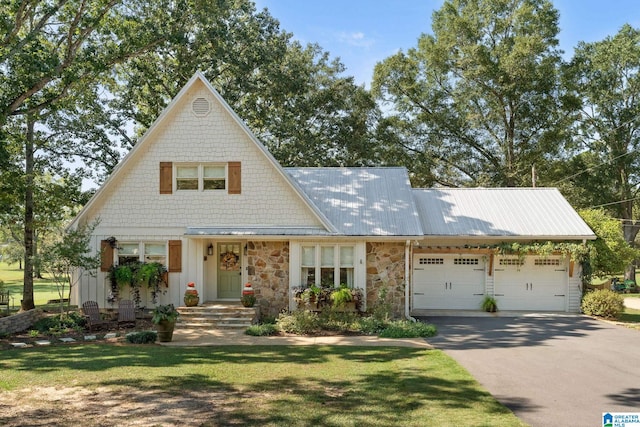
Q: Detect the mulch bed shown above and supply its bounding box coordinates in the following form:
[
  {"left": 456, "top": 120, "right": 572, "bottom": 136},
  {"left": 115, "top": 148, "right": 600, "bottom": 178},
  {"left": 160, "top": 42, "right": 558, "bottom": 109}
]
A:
[{"left": 0, "top": 312, "right": 157, "bottom": 350}]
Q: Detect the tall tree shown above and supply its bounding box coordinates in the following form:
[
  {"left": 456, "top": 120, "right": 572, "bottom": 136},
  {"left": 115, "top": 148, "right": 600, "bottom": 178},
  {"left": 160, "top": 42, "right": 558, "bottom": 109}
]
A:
[
  {"left": 372, "top": 0, "right": 576, "bottom": 187},
  {"left": 110, "top": 0, "right": 380, "bottom": 167},
  {"left": 567, "top": 24, "right": 640, "bottom": 281},
  {"left": 0, "top": 0, "right": 182, "bottom": 309}
]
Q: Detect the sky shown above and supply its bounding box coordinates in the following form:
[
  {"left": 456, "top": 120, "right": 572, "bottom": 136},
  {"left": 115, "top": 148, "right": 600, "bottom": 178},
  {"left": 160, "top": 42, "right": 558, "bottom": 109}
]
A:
[{"left": 253, "top": 0, "right": 640, "bottom": 88}]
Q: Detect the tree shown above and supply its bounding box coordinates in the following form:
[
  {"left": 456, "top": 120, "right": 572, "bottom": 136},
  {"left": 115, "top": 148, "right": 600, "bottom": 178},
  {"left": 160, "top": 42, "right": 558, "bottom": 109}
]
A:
[
  {"left": 39, "top": 220, "right": 100, "bottom": 315},
  {"left": 110, "top": 0, "right": 380, "bottom": 167},
  {"left": 567, "top": 24, "right": 640, "bottom": 282},
  {"left": 1, "top": 0, "right": 183, "bottom": 310},
  {"left": 580, "top": 209, "right": 638, "bottom": 279},
  {"left": 372, "top": 0, "right": 577, "bottom": 187}
]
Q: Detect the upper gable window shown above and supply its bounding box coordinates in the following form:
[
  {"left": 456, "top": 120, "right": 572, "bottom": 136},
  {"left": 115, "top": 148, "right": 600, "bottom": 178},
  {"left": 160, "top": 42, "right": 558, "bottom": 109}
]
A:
[
  {"left": 175, "top": 164, "right": 226, "bottom": 191},
  {"left": 176, "top": 166, "right": 199, "bottom": 190},
  {"left": 203, "top": 165, "right": 226, "bottom": 190}
]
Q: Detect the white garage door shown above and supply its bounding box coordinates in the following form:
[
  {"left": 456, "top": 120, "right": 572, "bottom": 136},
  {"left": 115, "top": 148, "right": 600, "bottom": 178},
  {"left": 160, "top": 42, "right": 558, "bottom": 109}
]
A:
[
  {"left": 494, "top": 256, "right": 567, "bottom": 311},
  {"left": 413, "top": 255, "right": 486, "bottom": 310}
]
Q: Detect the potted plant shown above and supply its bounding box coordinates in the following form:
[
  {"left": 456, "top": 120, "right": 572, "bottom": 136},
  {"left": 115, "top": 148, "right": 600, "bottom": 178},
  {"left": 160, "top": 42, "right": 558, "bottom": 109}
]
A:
[
  {"left": 183, "top": 282, "right": 199, "bottom": 306},
  {"left": 111, "top": 264, "right": 134, "bottom": 288},
  {"left": 240, "top": 283, "right": 256, "bottom": 307},
  {"left": 481, "top": 295, "right": 498, "bottom": 313},
  {"left": 330, "top": 285, "right": 353, "bottom": 309},
  {"left": 152, "top": 304, "right": 179, "bottom": 342}
]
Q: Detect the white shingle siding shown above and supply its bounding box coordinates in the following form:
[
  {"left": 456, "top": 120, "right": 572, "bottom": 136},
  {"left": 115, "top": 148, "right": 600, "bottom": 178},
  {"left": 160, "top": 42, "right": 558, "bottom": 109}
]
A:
[{"left": 82, "top": 82, "right": 323, "bottom": 230}]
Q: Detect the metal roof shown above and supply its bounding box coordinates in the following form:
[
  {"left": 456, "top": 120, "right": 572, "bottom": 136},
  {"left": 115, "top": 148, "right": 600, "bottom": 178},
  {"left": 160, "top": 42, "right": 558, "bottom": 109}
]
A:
[
  {"left": 412, "top": 188, "right": 595, "bottom": 239},
  {"left": 285, "top": 167, "right": 423, "bottom": 236}
]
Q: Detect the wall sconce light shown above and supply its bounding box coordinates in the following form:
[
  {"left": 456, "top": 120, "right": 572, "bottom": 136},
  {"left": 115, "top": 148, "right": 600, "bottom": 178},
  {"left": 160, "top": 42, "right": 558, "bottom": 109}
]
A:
[
  {"left": 207, "top": 243, "right": 213, "bottom": 256},
  {"left": 244, "top": 244, "right": 247, "bottom": 256},
  {"left": 106, "top": 236, "right": 118, "bottom": 249}
]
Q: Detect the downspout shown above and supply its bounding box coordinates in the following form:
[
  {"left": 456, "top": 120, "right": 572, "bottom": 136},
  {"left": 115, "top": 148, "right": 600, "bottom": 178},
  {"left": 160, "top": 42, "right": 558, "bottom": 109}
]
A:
[{"left": 405, "top": 240, "right": 416, "bottom": 322}]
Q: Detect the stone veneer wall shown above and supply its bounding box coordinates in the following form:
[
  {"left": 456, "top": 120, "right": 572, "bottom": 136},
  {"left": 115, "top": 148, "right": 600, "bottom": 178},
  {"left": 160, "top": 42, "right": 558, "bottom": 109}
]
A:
[
  {"left": 0, "top": 309, "right": 44, "bottom": 334},
  {"left": 366, "top": 242, "right": 406, "bottom": 318},
  {"left": 246, "top": 241, "right": 289, "bottom": 318}
]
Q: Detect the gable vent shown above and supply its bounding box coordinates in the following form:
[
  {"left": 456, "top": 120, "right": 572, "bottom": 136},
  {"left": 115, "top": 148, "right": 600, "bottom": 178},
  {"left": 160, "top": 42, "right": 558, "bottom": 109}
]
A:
[{"left": 192, "top": 97, "right": 210, "bottom": 117}]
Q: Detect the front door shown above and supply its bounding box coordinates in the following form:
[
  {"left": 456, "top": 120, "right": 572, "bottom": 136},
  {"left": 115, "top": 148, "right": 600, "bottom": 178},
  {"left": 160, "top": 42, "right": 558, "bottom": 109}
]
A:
[{"left": 217, "top": 242, "right": 242, "bottom": 299}]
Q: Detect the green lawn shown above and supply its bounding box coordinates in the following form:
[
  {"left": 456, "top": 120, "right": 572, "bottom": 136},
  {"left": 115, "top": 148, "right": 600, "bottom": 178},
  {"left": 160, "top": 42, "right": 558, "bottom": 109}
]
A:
[
  {"left": 0, "top": 262, "right": 61, "bottom": 307},
  {"left": 0, "top": 345, "right": 526, "bottom": 427}
]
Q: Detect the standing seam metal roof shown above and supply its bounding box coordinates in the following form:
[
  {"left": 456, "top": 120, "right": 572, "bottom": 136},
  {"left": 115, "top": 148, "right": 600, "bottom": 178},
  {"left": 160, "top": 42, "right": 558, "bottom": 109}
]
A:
[
  {"left": 412, "top": 187, "right": 595, "bottom": 238},
  {"left": 285, "top": 167, "right": 423, "bottom": 236}
]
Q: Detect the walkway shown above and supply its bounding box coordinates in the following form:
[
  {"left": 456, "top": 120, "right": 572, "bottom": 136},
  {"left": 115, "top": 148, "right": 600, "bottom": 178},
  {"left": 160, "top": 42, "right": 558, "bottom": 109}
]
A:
[{"left": 161, "top": 328, "right": 432, "bottom": 348}]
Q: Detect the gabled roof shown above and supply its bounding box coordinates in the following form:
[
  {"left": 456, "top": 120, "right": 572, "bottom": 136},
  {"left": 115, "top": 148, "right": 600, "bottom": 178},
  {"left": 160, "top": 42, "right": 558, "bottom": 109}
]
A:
[
  {"left": 412, "top": 187, "right": 595, "bottom": 240},
  {"left": 68, "top": 72, "right": 336, "bottom": 233},
  {"left": 286, "top": 167, "right": 423, "bottom": 236}
]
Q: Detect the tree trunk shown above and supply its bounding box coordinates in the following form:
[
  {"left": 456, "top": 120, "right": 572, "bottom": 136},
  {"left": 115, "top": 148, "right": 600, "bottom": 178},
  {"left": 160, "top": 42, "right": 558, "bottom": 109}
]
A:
[
  {"left": 623, "top": 219, "right": 640, "bottom": 283},
  {"left": 21, "top": 117, "right": 35, "bottom": 311}
]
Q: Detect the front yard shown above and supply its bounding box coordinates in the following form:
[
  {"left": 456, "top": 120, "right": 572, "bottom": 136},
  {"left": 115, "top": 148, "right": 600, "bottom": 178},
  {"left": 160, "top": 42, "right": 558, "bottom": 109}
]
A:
[{"left": 0, "top": 344, "right": 526, "bottom": 426}]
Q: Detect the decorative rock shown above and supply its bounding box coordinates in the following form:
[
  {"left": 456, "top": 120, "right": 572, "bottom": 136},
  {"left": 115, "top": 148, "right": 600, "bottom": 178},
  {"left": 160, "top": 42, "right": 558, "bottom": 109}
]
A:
[
  {"left": 84, "top": 335, "right": 97, "bottom": 341},
  {"left": 10, "top": 342, "right": 28, "bottom": 348},
  {"left": 104, "top": 333, "right": 117, "bottom": 339},
  {"left": 34, "top": 340, "right": 51, "bottom": 346},
  {"left": 59, "top": 337, "right": 76, "bottom": 343}
]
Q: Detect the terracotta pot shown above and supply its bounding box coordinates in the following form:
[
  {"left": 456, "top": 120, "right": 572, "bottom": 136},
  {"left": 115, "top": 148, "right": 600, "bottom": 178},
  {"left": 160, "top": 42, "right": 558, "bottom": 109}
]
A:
[
  {"left": 155, "top": 320, "right": 175, "bottom": 342},
  {"left": 184, "top": 294, "right": 199, "bottom": 307}
]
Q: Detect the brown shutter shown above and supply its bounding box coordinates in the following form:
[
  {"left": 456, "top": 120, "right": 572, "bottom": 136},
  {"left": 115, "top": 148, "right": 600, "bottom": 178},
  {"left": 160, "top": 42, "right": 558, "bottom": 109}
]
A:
[
  {"left": 100, "top": 240, "right": 114, "bottom": 272},
  {"left": 228, "top": 161, "right": 241, "bottom": 194},
  {"left": 168, "top": 240, "right": 182, "bottom": 272},
  {"left": 160, "top": 162, "right": 173, "bottom": 194}
]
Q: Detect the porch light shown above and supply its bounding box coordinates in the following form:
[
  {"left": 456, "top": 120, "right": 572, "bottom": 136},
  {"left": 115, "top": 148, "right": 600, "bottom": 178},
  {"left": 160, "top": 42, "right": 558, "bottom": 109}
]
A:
[{"left": 207, "top": 243, "right": 213, "bottom": 256}]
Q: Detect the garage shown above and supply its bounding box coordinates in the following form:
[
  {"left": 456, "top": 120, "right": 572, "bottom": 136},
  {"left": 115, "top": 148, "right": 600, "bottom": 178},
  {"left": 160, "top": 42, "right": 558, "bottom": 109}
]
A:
[
  {"left": 494, "top": 256, "right": 567, "bottom": 311},
  {"left": 412, "top": 254, "right": 486, "bottom": 310}
]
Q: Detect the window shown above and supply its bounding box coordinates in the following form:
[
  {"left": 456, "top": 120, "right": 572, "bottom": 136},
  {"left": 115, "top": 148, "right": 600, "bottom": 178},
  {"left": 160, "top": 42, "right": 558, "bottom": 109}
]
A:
[
  {"left": 176, "top": 166, "right": 198, "bottom": 190},
  {"left": 454, "top": 258, "right": 479, "bottom": 265},
  {"left": 145, "top": 243, "right": 167, "bottom": 265},
  {"left": 534, "top": 258, "right": 560, "bottom": 266},
  {"left": 419, "top": 258, "right": 444, "bottom": 265},
  {"left": 176, "top": 164, "right": 226, "bottom": 191},
  {"left": 118, "top": 243, "right": 167, "bottom": 266},
  {"left": 118, "top": 243, "right": 140, "bottom": 266},
  {"left": 203, "top": 166, "right": 225, "bottom": 190},
  {"left": 301, "top": 244, "right": 355, "bottom": 288}
]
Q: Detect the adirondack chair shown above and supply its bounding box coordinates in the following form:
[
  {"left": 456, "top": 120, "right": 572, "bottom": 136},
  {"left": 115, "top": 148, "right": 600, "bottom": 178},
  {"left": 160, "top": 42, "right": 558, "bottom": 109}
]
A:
[
  {"left": 82, "top": 300, "right": 110, "bottom": 331},
  {"left": 118, "top": 299, "right": 136, "bottom": 328}
]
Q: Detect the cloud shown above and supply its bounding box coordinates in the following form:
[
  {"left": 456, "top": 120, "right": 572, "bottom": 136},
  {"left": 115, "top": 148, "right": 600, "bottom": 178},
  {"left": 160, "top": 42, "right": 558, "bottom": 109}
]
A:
[{"left": 336, "top": 31, "right": 374, "bottom": 48}]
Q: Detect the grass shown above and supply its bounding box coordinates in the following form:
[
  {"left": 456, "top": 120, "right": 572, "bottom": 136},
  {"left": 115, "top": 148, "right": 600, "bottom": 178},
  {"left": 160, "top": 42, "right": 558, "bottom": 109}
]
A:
[
  {"left": 0, "top": 262, "right": 61, "bottom": 307},
  {"left": 0, "top": 345, "right": 526, "bottom": 426},
  {"left": 619, "top": 307, "right": 640, "bottom": 330}
]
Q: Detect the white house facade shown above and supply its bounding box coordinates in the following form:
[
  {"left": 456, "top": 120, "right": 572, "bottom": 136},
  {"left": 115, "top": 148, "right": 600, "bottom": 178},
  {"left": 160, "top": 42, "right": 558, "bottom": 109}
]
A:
[{"left": 69, "top": 72, "right": 595, "bottom": 318}]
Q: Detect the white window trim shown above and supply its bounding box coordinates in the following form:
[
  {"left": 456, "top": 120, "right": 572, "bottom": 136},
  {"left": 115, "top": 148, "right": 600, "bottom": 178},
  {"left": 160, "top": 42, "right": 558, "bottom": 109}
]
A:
[
  {"left": 174, "top": 163, "right": 228, "bottom": 192},
  {"left": 116, "top": 242, "right": 168, "bottom": 266}
]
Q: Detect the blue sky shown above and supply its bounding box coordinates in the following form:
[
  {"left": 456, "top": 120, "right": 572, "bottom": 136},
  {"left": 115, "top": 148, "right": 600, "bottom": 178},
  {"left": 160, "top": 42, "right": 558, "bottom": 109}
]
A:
[{"left": 254, "top": 0, "right": 640, "bottom": 87}]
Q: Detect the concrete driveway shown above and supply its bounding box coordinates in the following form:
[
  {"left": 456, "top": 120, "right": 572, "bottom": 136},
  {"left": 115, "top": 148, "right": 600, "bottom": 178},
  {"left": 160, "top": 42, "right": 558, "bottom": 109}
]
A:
[{"left": 420, "top": 314, "right": 640, "bottom": 427}]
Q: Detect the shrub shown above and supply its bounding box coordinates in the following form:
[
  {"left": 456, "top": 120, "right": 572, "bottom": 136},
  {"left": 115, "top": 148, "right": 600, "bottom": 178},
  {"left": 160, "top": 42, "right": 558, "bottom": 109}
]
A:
[
  {"left": 378, "top": 320, "right": 437, "bottom": 338},
  {"left": 357, "top": 316, "right": 388, "bottom": 335},
  {"left": 125, "top": 331, "right": 157, "bottom": 344},
  {"left": 276, "top": 310, "right": 320, "bottom": 335},
  {"left": 318, "top": 309, "right": 360, "bottom": 332},
  {"left": 33, "top": 312, "right": 87, "bottom": 335},
  {"left": 581, "top": 289, "right": 624, "bottom": 319},
  {"left": 245, "top": 323, "right": 279, "bottom": 336}
]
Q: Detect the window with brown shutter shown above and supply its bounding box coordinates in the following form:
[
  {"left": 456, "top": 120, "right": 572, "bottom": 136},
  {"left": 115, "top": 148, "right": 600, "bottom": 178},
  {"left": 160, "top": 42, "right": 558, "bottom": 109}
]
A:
[
  {"left": 160, "top": 162, "right": 173, "bottom": 194},
  {"left": 100, "top": 240, "right": 114, "bottom": 272},
  {"left": 228, "top": 161, "right": 241, "bottom": 194},
  {"left": 168, "top": 240, "right": 182, "bottom": 272}
]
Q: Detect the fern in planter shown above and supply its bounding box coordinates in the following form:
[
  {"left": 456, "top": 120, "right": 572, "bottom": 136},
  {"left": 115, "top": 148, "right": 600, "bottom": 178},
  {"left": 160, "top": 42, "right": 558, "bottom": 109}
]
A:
[
  {"left": 330, "top": 285, "right": 353, "bottom": 308},
  {"left": 481, "top": 295, "right": 498, "bottom": 313}
]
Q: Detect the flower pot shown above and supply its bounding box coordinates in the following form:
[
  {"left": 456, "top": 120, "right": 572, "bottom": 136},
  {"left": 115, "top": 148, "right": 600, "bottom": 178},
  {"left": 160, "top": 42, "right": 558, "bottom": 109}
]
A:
[
  {"left": 184, "top": 294, "right": 199, "bottom": 307},
  {"left": 156, "top": 319, "right": 176, "bottom": 342}
]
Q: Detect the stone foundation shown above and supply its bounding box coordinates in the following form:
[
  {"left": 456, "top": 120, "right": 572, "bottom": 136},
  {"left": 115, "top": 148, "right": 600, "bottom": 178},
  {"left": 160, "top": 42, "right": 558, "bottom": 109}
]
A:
[
  {"left": 366, "top": 242, "right": 406, "bottom": 318},
  {"left": 246, "top": 241, "right": 289, "bottom": 318}
]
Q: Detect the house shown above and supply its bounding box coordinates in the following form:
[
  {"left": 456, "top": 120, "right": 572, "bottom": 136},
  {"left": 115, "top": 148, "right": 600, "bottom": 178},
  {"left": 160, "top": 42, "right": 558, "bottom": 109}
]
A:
[{"left": 69, "top": 72, "right": 595, "bottom": 317}]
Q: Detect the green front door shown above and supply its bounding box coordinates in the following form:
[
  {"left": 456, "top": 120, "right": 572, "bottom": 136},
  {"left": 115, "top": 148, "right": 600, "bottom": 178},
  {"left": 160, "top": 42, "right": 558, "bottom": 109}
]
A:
[{"left": 217, "top": 243, "right": 242, "bottom": 299}]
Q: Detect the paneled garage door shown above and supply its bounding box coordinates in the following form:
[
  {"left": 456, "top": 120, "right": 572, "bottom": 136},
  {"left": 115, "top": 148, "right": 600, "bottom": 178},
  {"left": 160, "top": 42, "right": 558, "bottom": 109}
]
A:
[
  {"left": 413, "top": 254, "right": 486, "bottom": 310},
  {"left": 494, "top": 256, "right": 567, "bottom": 311}
]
